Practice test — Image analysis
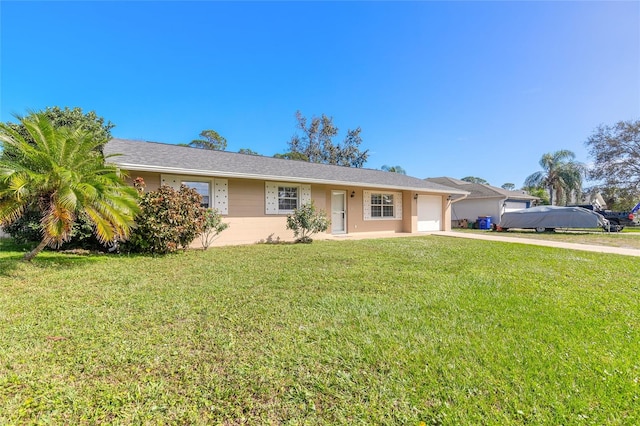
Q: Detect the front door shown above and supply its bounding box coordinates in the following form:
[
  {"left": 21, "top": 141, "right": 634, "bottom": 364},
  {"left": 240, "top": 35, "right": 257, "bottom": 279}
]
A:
[{"left": 331, "top": 191, "right": 346, "bottom": 234}]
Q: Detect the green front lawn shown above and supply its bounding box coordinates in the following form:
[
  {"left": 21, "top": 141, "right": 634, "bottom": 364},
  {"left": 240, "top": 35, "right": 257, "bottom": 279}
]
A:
[
  {"left": 1, "top": 237, "right": 638, "bottom": 424},
  {"left": 455, "top": 227, "right": 640, "bottom": 249}
]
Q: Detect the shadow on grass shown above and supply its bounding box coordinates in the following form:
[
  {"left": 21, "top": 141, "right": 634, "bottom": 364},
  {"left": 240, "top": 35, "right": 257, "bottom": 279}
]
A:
[{"left": 0, "top": 238, "right": 116, "bottom": 276}]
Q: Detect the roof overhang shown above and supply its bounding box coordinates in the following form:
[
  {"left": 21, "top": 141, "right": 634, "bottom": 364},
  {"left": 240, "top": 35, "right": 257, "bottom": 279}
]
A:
[{"left": 116, "top": 162, "right": 470, "bottom": 196}]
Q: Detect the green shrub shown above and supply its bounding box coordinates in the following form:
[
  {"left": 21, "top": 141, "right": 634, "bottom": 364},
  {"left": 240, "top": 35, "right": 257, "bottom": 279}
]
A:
[
  {"left": 286, "top": 201, "right": 330, "bottom": 243},
  {"left": 200, "top": 208, "right": 229, "bottom": 250},
  {"left": 3, "top": 209, "right": 111, "bottom": 251},
  {"left": 124, "top": 183, "right": 206, "bottom": 254}
]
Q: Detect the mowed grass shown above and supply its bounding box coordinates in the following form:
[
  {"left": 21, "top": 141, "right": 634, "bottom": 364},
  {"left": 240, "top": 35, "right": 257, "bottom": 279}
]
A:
[
  {"left": 0, "top": 237, "right": 638, "bottom": 424},
  {"left": 454, "top": 227, "right": 640, "bottom": 249}
]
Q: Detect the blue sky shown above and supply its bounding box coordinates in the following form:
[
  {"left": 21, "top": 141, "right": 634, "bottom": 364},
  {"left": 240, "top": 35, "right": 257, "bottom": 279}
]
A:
[{"left": 1, "top": 1, "right": 638, "bottom": 188}]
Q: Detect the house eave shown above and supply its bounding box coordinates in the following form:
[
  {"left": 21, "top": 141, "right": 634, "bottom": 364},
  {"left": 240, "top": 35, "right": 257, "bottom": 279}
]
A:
[{"left": 116, "top": 163, "right": 469, "bottom": 195}]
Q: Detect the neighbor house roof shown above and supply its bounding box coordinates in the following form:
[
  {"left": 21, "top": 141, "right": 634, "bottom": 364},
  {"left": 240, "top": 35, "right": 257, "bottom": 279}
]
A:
[
  {"left": 424, "top": 177, "right": 538, "bottom": 201},
  {"left": 105, "top": 139, "right": 469, "bottom": 194}
]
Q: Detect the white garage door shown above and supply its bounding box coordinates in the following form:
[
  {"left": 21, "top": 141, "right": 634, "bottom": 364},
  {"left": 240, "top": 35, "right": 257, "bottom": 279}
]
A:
[
  {"left": 417, "top": 195, "right": 442, "bottom": 231},
  {"left": 504, "top": 201, "right": 528, "bottom": 213}
]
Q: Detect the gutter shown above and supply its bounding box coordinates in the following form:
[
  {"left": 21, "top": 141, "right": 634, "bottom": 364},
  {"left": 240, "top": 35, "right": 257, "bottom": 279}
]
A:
[{"left": 115, "top": 162, "right": 470, "bottom": 196}]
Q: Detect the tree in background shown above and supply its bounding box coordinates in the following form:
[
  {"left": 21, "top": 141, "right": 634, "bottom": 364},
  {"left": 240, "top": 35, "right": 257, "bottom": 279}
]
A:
[
  {"left": 0, "top": 113, "right": 139, "bottom": 261},
  {"left": 273, "top": 151, "right": 309, "bottom": 161},
  {"left": 501, "top": 183, "right": 515, "bottom": 191},
  {"left": 585, "top": 119, "right": 640, "bottom": 209},
  {"left": 381, "top": 165, "right": 407, "bottom": 174},
  {"left": 283, "top": 111, "right": 368, "bottom": 167},
  {"left": 524, "top": 150, "right": 584, "bottom": 206},
  {"left": 523, "top": 186, "right": 550, "bottom": 205},
  {"left": 238, "top": 148, "right": 260, "bottom": 155},
  {"left": 3, "top": 106, "right": 114, "bottom": 147},
  {"left": 190, "top": 129, "right": 227, "bottom": 151},
  {"left": 461, "top": 176, "right": 489, "bottom": 184}
]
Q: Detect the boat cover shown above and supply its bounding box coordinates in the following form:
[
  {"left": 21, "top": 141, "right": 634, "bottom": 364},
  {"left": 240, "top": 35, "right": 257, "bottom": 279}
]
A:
[{"left": 499, "top": 206, "right": 608, "bottom": 229}]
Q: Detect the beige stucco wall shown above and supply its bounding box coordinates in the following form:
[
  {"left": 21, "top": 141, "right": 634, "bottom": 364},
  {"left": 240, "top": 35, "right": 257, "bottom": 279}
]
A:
[{"left": 121, "top": 170, "right": 451, "bottom": 245}]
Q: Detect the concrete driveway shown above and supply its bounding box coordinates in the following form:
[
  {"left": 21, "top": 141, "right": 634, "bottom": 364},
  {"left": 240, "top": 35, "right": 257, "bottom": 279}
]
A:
[{"left": 433, "top": 231, "right": 640, "bottom": 257}]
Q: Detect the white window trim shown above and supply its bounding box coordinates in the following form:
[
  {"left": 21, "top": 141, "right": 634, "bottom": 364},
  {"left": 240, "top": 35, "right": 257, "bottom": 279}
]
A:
[
  {"left": 363, "top": 190, "right": 403, "bottom": 220},
  {"left": 265, "top": 182, "right": 312, "bottom": 215},
  {"left": 160, "top": 174, "right": 228, "bottom": 215}
]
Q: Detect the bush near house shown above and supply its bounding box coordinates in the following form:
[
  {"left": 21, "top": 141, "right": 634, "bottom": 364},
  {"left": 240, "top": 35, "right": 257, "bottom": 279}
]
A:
[
  {"left": 124, "top": 182, "right": 207, "bottom": 254},
  {"left": 200, "top": 208, "right": 229, "bottom": 250},
  {"left": 286, "top": 201, "right": 330, "bottom": 243}
]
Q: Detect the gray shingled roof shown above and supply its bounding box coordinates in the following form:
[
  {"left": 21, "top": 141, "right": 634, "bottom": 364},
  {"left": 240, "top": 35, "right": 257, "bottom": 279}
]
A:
[
  {"left": 105, "top": 139, "right": 468, "bottom": 194},
  {"left": 425, "top": 177, "right": 538, "bottom": 200}
]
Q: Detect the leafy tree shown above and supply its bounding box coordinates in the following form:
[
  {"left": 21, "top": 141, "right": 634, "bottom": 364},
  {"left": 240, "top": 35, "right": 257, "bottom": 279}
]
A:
[
  {"left": 501, "top": 183, "right": 515, "bottom": 191},
  {"left": 190, "top": 129, "right": 227, "bottom": 151},
  {"left": 200, "top": 208, "right": 229, "bottom": 250},
  {"left": 381, "top": 165, "right": 407, "bottom": 174},
  {"left": 3, "top": 106, "right": 114, "bottom": 147},
  {"left": 588, "top": 186, "right": 637, "bottom": 211},
  {"left": 461, "top": 176, "right": 489, "bottom": 184},
  {"left": 0, "top": 113, "right": 139, "bottom": 261},
  {"left": 284, "top": 111, "right": 368, "bottom": 167},
  {"left": 273, "top": 151, "right": 309, "bottom": 161},
  {"left": 585, "top": 119, "right": 640, "bottom": 202},
  {"left": 124, "top": 182, "right": 206, "bottom": 254},
  {"left": 238, "top": 148, "right": 260, "bottom": 155},
  {"left": 286, "top": 201, "right": 330, "bottom": 243},
  {"left": 523, "top": 186, "right": 550, "bottom": 205},
  {"left": 524, "top": 150, "right": 585, "bottom": 206}
]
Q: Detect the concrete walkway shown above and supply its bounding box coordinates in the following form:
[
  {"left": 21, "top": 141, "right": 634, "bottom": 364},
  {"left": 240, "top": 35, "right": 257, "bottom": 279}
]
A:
[{"left": 432, "top": 230, "right": 640, "bottom": 257}]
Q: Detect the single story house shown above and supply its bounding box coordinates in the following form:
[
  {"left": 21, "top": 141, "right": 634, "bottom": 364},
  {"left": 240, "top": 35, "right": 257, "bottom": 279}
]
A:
[
  {"left": 105, "top": 139, "right": 469, "bottom": 246},
  {"left": 424, "top": 177, "right": 539, "bottom": 228}
]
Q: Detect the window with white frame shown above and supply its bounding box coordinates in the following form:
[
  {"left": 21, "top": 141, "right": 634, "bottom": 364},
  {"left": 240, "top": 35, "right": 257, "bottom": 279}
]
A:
[
  {"left": 182, "top": 180, "right": 211, "bottom": 208},
  {"left": 371, "top": 193, "right": 394, "bottom": 218},
  {"left": 363, "top": 190, "right": 402, "bottom": 220},
  {"left": 161, "top": 175, "right": 228, "bottom": 214},
  {"left": 265, "top": 182, "right": 312, "bottom": 214},
  {"left": 278, "top": 186, "right": 298, "bottom": 211}
]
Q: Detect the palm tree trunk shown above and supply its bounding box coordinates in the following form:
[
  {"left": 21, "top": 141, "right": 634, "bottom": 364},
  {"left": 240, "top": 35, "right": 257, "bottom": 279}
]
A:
[{"left": 23, "top": 239, "right": 48, "bottom": 262}]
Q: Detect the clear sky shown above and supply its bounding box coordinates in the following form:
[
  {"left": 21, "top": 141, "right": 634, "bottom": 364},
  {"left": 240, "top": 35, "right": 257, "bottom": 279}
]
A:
[{"left": 1, "top": 1, "right": 638, "bottom": 188}]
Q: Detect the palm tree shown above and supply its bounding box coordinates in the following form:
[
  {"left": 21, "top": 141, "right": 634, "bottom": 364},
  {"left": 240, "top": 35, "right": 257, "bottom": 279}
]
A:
[
  {"left": 381, "top": 165, "right": 407, "bottom": 174},
  {"left": 524, "top": 150, "right": 584, "bottom": 206},
  {"left": 0, "top": 113, "right": 140, "bottom": 261}
]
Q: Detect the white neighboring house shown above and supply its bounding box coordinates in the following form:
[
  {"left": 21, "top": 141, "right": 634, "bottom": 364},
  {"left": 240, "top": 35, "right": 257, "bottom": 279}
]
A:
[{"left": 425, "top": 177, "right": 539, "bottom": 228}]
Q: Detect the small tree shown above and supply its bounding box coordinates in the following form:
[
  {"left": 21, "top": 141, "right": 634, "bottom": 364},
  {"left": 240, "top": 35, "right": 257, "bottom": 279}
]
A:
[
  {"left": 200, "top": 208, "right": 229, "bottom": 250},
  {"left": 286, "top": 201, "right": 330, "bottom": 243}
]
